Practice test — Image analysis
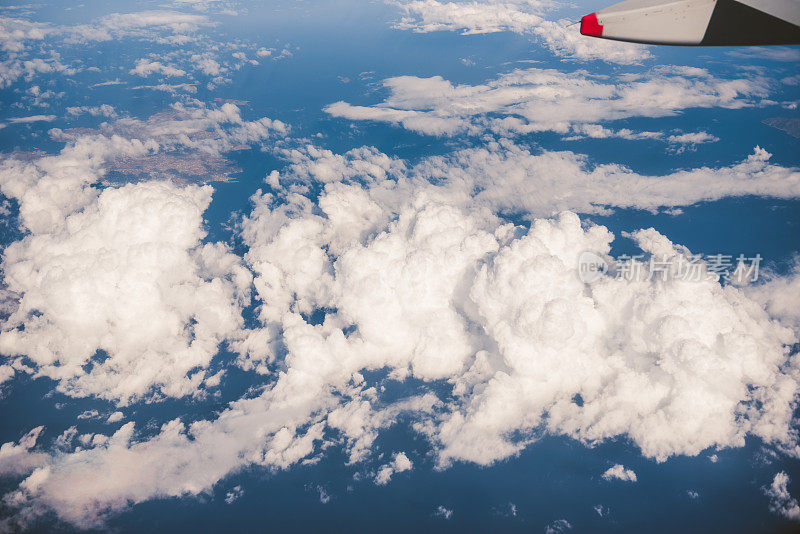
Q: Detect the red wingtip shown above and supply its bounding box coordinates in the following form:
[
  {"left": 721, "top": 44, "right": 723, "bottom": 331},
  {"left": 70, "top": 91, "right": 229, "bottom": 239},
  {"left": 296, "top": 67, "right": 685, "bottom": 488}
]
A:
[{"left": 580, "top": 13, "right": 603, "bottom": 37}]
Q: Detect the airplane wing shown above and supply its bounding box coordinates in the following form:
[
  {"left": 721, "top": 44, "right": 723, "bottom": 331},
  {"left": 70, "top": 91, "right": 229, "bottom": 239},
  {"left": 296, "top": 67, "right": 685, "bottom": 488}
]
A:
[{"left": 580, "top": 0, "right": 800, "bottom": 45}]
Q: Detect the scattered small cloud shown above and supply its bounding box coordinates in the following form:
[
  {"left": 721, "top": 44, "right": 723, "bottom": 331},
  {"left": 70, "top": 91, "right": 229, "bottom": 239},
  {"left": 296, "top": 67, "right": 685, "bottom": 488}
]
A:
[
  {"left": 545, "top": 518, "right": 572, "bottom": 534},
  {"left": 602, "top": 464, "right": 637, "bottom": 483},
  {"left": 392, "top": 0, "right": 651, "bottom": 64},
  {"left": 129, "top": 58, "right": 187, "bottom": 77},
  {"left": 593, "top": 504, "right": 609, "bottom": 517},
  {"left": 106, "top": 412, "right": 124, "bottom": 424},
  {"left": 7, "top": 114, "right": 56, "bottom": 123},
  {"left": 727, "top": 47, "right": 800, "bottom": 62},
  {"left": 224, "top": 485, "right": 243, "bottom": 504},
  {"left": 764, "top": 472, "right": 800, "bottom": 521},
  {"left": 374, "top": 452, "right": 413, "bottom": 485},
  {"left": 435, "top": 505, "right": 453, "bottom": 520}
]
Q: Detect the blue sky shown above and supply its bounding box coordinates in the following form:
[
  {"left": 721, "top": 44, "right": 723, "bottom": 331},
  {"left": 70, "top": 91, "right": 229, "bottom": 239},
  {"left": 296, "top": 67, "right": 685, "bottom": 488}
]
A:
[{"left": 0, "top": 1, "right": 799, "bottom": 532}]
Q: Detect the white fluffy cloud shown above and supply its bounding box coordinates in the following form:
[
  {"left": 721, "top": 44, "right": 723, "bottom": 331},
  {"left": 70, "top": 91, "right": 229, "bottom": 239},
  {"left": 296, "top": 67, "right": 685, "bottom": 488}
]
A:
[
  {"left": 73, "top": 10, "right": 213, "bottom": 42},
  {"left": 0, "top": 10, "right": 212, "bottom": 87},
  {"left": 0, "top": 16, "right": 50, "bottom": 53},
  {"left": 392, "top": 0, "right": 651, "bottom": 64},
  {"left": 0, "top": 180, "right": 251, "bottom": 403},
  {"left": 0, "top": 7, "right": 272, "bottom": 90},
  {"left": 0, "top": 104, "right": 286, "bottom": 404},
  {"left": 130, "top": 59, "right": 187, "bottom": 78},
  {"left": 602, "top": 464, "right": 637, "bottom": 482},
  {"left": 50, "top": 102, "right": 288, "bottom": 165},
  {"left": 0, "top": 51, "right": 74, "bottom": 88},
  {"left": 764, "top": 472, "right": 800, "bottom": 521},
  {"left": 745, "top": 258, "right": 800, "bottom": 333},
  {"left": 1, "top": 138, "right": 799, "bottom": 527},
  {"left": 190, "top": 53, "right": 223, "bottom": 76},
  {"left": 235, "top": 140, "right": 800, "bottom": 470},
  {"left": 0, "top": 2, "right": 798, "bottom": 531},
  {"left": 325, "top": 66, "right": 769, "bottom": 138},
  {"left": 393, "top": 0, "right": 548, "bottom": 35},
  {"left": 416, "top": 142, "right": 800, "bottom": 216},
  {"left": 374, "top": 451, "right": 413, "bottom": 484},
  {"left": 0, "top": 427, "right": 47, "bottom": 476},
  {"left": 66, "top": 105, "right": 117, "bottom": 118},
  {"left": 666, "top": 131, "right": 719, "bottom": 145},
  {"left": 278, "top": 141, "right": 800, "bottom": 219}
]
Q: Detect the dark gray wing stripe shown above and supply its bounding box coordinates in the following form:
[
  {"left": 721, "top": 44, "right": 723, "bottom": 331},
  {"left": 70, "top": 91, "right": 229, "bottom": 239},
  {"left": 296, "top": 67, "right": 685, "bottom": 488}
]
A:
[{"left": 701, "top": 0, "right": 800, "bottom": 45}]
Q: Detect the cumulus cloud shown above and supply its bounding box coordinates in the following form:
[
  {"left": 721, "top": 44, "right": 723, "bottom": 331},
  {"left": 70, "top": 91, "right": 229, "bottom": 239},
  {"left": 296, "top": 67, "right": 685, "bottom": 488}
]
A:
[
  {"left": 0, "top": 427, "right": 47, "bottom": 476},
  {"left": 287, "top": 140, "right": 800, "bottom": 218},
  {"left": 1, "top": 138, "right": 799, "bottom": 528},
  {"left": 0, "top": 8, "right": 269, "bottom": 90},
  {"left": 393, "top": 0, "right": 548, "bottom": 35},
  {"left": 563, "top": 125, "right": 719, "bottom": 147},
  {"left": 73, "top": 10, "right": 213, "bottom": 42},
  {"left": 0, "top": 10, "right": 212, "bottom": 87},
  {"left": 132, "top": 83, "right": 198, "bottom": 94},
  {"left": 435, "top": 505, "right": 453, "bottom": 519},
  {"left": 593, "top": 504, "right": 609, "bottom": 516},
  {"left": 0, "top": 181, "right": 252, "bottom": 404},
  {"left": 0, "top": 20, "right": 68, "bottom": 87},
  {"left": 0, "top": 2, "right": 798, "bottom": 531},
  {"left": 0, "top": 45, "right": 76, "bottom": 86},
  {"left": 392, "top": 0, "right": 651, "bottom": 64},
  {"left": 545, "top": 519, "right": 572, "bottom": 533},
  {"left": 0, "top": 364, "right": 14, "bottom": 386},
  {"left": 224, "top": 485, "right": 243, "bottom": 504},
  {"left": 0, "top": 104, "right": 286, "bottom": 404},
  {"left": 65, "top": 105, "right": 117, "bottom": 118},
  {"left": 374, "top": 452, "right": 413, "bottom": 485},
  {"left": 0, "top": 16, "right": 50, "bottom": 53},
  {"left": 130, "top": 58, "right": 187, "bottom": 77},
  {"left": 325, "top": 67, "right": 769, "bottom": 138},
  {"left": 745, "top": 257, "right": 800, "bottom": 332},
  {"left": 191, "top": 53, "right": 223, "bottom": 76},
  {"left": 601, "top": 464, "right": 637, "bottom": 482},
  {"left": 107, "top": 412, "right": 124, "bottom": 424},
  {"left": 764, "top": 472, "right": 800, "bottom": 521},
  {"left": 666, "top": 131, "right": 719, "bottom": 145},
  {"left": 50, "top": 102, "right": 288, "bottom": 167},
  {"left": 237, "top": 141, "right": 800, "bottom": 468}
]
